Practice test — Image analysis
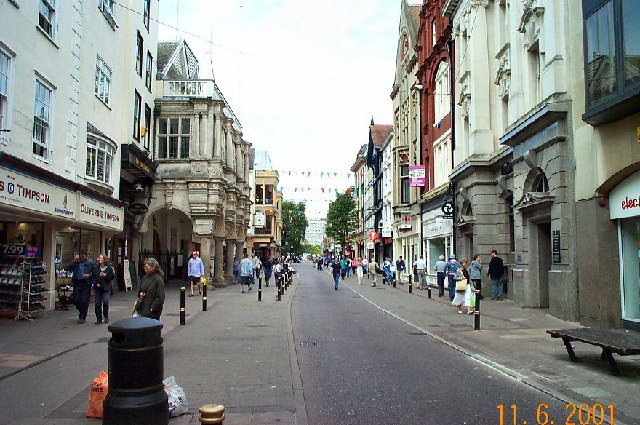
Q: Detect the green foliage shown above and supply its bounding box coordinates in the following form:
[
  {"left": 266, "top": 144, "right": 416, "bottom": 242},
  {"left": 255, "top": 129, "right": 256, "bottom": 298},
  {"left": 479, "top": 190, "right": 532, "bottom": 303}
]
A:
[
  {"left": 282, "top": 201, "right": 308, "bottom": 255},
  {"left": 325, "top": 193, "right": 357, "bottom": 255},
  {"left": 302, "top": 244, "right": 322, "bottom": 255}
]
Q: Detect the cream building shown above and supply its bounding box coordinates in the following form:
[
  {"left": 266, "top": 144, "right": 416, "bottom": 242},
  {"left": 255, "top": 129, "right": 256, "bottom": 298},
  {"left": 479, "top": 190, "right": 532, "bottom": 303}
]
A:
[
  {"left": 444, "top": 0, "right": 580, "bottom": 321},
  {"left": 350, "top": 144, "right": 368, "bottom": 258},
  {"left": 0, "top": 0, "right": 158, "bottom": 310},
  {"left": 139, "top": 40, "right": 251, "bottom": 286},
  {"left": 390, "top": 0, "right": 422, "bottom": 275}
]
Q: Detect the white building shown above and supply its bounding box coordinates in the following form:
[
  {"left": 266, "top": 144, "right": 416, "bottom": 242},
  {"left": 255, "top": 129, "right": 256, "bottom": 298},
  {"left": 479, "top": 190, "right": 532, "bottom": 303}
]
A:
[
  {"left": 0, "top": 0, "right": 159, "bottom": 309},
  {"left": 305, "top": 218, "right": 327, "bottom": 248}
]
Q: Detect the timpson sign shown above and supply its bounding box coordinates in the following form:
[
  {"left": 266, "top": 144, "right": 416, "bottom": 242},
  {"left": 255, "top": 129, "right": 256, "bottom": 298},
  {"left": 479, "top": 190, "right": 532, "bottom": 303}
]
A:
[
  {"left": 610, "top": 170, "right": 640, "bottom": 219},
  {"left": 0, "top": 166, "right": 123, "bottom": 230}
]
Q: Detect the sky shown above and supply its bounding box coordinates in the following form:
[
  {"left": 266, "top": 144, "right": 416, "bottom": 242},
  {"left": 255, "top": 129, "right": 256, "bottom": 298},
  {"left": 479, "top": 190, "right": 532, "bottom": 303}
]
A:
[{"left": 156, "top": 0, "right": 412, "bottom": 217}]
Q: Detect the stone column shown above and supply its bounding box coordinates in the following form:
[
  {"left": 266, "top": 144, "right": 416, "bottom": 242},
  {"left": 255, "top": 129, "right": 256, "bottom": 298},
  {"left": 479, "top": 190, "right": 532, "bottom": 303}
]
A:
[
  {"left": 213, "top": 111, "right": 223, "bottom": 159},
  {"left": 213, "top": 237, "right": 226, "bottom": 287},
  {"left": 198, "top": 236, "right": 213, "bottom": 281},
  {"left": 225, "top": 124, "right": 233, "bottom": 168},
  {"left": 235, "top": 240, "right": 245, "bottom": 260},
  {"left": 225, "top": 239, "right": 236, "bottom": 283}
]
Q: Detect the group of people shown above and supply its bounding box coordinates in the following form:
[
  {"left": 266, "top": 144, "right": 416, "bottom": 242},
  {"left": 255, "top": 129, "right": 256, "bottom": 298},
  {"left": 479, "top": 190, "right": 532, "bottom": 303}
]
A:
[
  {"left": 65, "top": 251, "right": 165, "bottom": 324},
  {"left": 234, "top": 253, "right": 293, "bottom": 293},
  {"left": 320, "top": 250, "right": 506, "bottom": 314}
]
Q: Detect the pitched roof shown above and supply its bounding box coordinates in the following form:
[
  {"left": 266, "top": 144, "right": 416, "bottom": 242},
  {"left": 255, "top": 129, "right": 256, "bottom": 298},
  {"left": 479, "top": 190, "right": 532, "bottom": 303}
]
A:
[
  {"left": 156, "top": 40, "right": 200, "bottom": 80},
  {"left": 370, "top": 124, "right": 393, "bottom": 148}
]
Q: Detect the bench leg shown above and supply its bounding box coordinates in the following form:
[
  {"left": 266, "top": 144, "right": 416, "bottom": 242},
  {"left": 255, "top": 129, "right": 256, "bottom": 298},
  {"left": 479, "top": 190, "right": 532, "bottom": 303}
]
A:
[
  {"left": 562, "top": 338, "right": 577, "bottom": 362},
  {"left": 600, "top": 349, "right": 620, "bottom": 376}
]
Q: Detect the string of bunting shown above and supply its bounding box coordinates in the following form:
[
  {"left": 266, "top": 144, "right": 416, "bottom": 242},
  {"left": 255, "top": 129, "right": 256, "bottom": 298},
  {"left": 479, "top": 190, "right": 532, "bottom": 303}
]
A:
[{"left": 277, "top": 170, "right": 354, "bottom": 178}]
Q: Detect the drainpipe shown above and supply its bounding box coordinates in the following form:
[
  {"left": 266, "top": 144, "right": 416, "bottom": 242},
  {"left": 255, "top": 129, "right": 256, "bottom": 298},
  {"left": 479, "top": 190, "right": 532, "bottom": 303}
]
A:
[{"left": 447, "top": 38, "right": 457, "bottom": 257}]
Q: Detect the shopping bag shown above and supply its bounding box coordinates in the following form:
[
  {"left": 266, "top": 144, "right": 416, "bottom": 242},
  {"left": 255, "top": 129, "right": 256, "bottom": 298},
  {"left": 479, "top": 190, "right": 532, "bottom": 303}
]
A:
[
  {"left": 470, "top": 291, "right": 476, "bottom": 308},
  {"left": 86, "top": 370, "right": 108, "bottom": 418},
  {"left": 163, "top": 376, "right": 188, "bottom": 417}
]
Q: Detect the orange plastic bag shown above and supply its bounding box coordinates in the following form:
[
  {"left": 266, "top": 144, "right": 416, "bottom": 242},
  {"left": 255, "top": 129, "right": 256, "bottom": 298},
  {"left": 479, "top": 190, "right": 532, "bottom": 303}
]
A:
[{"left": 86, "top": 370, "right": 108, "bottom": 418}]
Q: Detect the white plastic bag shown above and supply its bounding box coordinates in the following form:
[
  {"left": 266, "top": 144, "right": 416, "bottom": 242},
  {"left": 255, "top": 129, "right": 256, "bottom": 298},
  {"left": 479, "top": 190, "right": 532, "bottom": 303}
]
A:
[{"left": 163, "top": 376, "right": 188, "bottom": 417}]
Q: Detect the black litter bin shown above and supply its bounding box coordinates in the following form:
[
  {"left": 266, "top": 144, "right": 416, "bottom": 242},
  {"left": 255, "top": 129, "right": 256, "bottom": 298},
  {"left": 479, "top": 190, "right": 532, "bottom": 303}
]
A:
[{"left": 103, "top": 317, "right": 168, "bottom": 425}]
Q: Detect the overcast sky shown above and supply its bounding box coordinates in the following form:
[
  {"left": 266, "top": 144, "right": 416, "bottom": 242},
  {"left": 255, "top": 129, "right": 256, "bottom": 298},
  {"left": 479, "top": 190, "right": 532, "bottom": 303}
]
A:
[{"left": 157, "top": 0, "right": 411, "bottom": 217}]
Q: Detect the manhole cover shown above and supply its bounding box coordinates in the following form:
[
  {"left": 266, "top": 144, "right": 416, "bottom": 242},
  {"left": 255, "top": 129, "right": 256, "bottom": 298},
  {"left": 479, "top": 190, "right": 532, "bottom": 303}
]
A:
[{"left": 299, "top": 341, "right": 316, "bottom": 347}]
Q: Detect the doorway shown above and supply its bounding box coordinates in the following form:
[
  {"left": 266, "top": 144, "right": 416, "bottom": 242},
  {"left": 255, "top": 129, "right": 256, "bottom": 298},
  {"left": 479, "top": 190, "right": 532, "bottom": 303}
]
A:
[{"left": 536, "top": 222, "right": 551, "bottom": 308}]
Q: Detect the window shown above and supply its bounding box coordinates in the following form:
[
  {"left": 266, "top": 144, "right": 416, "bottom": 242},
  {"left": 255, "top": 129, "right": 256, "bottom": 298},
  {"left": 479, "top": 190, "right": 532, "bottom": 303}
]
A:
[
  {"left": 432, "top": 19, "right": 437, "bottom": 47},
  {"left": 255, "top": 184, "right": 264, "bottom": 204},
  {"left": 133, "top": 91, "right": 141, "bottom": 141},
  {"left": 95, "top": 56, "right": 112, "bottom": 105},
  {"left": 143, "top": 0, "right": 151, "bottom": 30},
  {"left": 583, "top": 0, "right": 640, "bottom": 124},
  {"left": 255, "top": 215, "right": 273, "bottom": 235},
  {"left": 136, "top": 31, "right": 143, "bottom": 76},
  {"left": 400, "top": 164, "right": 410, "bottom": 204},
  {"left": 434, "top": 61, "right": 450, "bottom": 124},
  {"left": 145, "top": 52, "right": 153, "bottom": 91},
  {"left": 39, "top": 0, "right": 56, "bottom": 39},
  {"left": 157, "top": 118, "right": 190, "bottom": 159},
  {"left": 0, "top": 50, "right": 10, "bottom": 136},
  {"left": 144, "top": 104, "right": 151, "bottom": 150},
  {"left": 33, "top": 79, "right": 52, "bottom": 158},
  {"left": 98, "top": 0, "right": 114, "bottom": 21},
  {"left": 86, "top": 136, "right": 115, "bottom": 184}
]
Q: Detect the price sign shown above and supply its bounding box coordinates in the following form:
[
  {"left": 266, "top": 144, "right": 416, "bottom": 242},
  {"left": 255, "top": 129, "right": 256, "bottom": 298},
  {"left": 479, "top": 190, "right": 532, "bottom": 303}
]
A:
[{"left": 0, "top": 244, "right": 27, "bottom": 255}]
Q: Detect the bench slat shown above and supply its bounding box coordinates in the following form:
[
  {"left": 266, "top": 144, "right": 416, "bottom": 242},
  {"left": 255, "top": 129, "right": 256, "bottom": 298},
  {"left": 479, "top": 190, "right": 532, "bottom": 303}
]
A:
[{"left": 547, "top": 328, "right": 640, "bottom": 356}]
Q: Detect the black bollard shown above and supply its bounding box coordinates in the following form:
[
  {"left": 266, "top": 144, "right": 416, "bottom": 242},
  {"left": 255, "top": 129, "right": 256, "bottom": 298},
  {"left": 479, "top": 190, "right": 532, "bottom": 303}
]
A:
[
  {"left": 277, "top": 276, "right": 282, "bottom": 301},
  {"left": 474, "top": 289, "right": 481, "bottom": 330},
  {"left": 258, "top": 276, "right": 262, "bottom": 302},
  {"left": 103, "top": 318, "right": 168, "bottom": 425},
  {"left": 427, "top": 284, "right": 432, "bottom": 298},
  {"left": 202, "top": 281, "right": 207, "bottom": 312},
  {"left": 393, "top": 272, "right": 396, "bottom": 288},
  {"left": 409, "top": 274, "right": 413, "bottom": 294},
  {"left": 179, "top": 287, "right": 185, "bottom": 326}
]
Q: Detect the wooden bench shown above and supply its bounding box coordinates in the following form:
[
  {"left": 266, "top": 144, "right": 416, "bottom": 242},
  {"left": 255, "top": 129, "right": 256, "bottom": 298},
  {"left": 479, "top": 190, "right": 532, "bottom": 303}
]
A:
[{"left": 547, "top": 328, "right": 640, "bottom": 375}]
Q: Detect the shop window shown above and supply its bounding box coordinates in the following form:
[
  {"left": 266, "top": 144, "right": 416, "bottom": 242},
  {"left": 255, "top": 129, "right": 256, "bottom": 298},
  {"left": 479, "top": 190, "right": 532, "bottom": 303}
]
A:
[
  {"left": 56, "top": 228, "right": 102, "bottom": 266},
  {"left": 619, "top": 218, "right": 640, "bottom": 322},
  {"left": 2, "top": 222, "right": 44, "bottom": 259}
]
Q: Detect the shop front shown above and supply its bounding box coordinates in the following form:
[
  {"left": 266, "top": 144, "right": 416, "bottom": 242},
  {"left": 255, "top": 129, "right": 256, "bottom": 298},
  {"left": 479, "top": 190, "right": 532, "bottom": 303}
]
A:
[
  {"left": 609, "top": 171, "right": 640, "bottom": 330},
  {"left": 0, "top": 155, "right": 123, "bottom": 313},
  {"left": 422, "top": 203, "right": 453, "bottom": 287}
]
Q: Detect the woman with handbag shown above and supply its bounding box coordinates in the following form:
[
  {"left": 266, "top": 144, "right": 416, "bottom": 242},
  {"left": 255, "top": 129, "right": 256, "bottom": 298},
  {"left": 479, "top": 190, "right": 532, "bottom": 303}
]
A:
[
  {"left": 452, "top": 258, "right": 473, "bottom": 314},
  {"left": 93, "top": 254, "right": 115, "bottom": 325}
]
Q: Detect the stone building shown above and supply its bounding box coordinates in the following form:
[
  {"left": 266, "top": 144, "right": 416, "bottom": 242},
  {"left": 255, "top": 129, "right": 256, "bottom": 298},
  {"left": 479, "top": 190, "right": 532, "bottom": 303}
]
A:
[
  {"left": 350, "top": 144, "right": 368, "bottom": 259},
  {"left": 139, "top": 40, "right": 251, "bottom": 286},
  {"left": 246, "top": 157, "right": 282, "bottom": 261}
]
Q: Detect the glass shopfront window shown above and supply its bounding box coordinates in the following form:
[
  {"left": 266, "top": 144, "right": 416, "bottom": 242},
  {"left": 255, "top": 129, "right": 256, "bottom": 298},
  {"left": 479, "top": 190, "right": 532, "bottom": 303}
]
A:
[
  {"left": 619, "top": 218, "right": 640, "bottom": 322},
  {"left": 0, "top": 222, "right": 44, "bottom": 258},
  {"left": 55, "top": 228, "right": 102, "bottom": 267}
]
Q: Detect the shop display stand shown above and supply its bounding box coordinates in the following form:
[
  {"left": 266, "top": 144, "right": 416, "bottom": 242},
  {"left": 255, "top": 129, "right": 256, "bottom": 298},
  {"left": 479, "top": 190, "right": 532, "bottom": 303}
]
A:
[
  {"left": 0, "top": 254, "right": 22, "bottom": 317},
  {"left": 55, "top": 268, "right": 73, "bottom": 311},
  {"left": 15, "top": 260, "right": 47, "bottom": 321}
]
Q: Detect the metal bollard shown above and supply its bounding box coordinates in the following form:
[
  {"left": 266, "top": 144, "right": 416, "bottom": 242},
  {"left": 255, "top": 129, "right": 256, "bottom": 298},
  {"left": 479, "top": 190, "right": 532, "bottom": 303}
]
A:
[
  {"left": 180, "top": 287, "right": 186, "bottom": 326},
  {"left": 258, "top": 275, "right": 262, "bottom": 302},
  {"left": 409, "top": 274, "right": 413, "bottom": 294},
  {"left": 277, "top": 276, "right": 282, "bottom": 301},
  {"left": 202, "top": 281, "right": 207, "bottom": 312},
  {"left": 474, "top": 289, "right": 481, "bottom": 330},
  {"left": 103, "top": 318, "right": 168, "bottom": 425},
  {"left": 427, "top": 285, "right": 432, "bottom": 298},
  {"left": 393, "top": 272, "right": 396, "bottom": 288}
]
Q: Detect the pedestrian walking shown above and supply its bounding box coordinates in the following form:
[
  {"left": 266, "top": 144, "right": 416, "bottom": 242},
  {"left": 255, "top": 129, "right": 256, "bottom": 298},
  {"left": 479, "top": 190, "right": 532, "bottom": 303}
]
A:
[
  {"left": 65, "top": 250, "right": 96, "bottom": 324},
  {"left": 434, "top": 255, "right": 447, "bottom": 297},
  {"left": 355, "top": 257, "right": 364, "bottom": 285},
  {"left": 413, "top": 255, "right": 427, "bottom": 290},
  {"left": 331, "top": 258, "right": 342, "bottom": 290},
  {"left": 92, "top": 254, "right": 114, "bottom": 325},
  {"left": 395, "top": 256, "right": 406, "bottom": 284},
  {"left": 233, "top": 257, "right": 240, "bottom": 283},
  {"left": 361, "top": 257, "right": 369, "bottom": 279},
  {"left": 451, "top": 258, "right": 473, "bottom": 314},
  {"left": 368, "top": 258, "right": 378, "bottom": 287},
  {"left": 240, "top": 252, "right": 254, "bottom": 293},
  {"left": 252, "top": 252, "right": 262, "bottom": 280},
  {"left": 187, "top": 251, "right": 204, "bottom": 296},
  {"left": 137, "top": 258, "right": 165, "bottom": 320},
  {"left": 339, "top": 256, "right": 348, "bottom": 280},
  {"left": 264, "top": 257, "right": 273, "bottom": 287},
  {"left": 445, "top": 255, "right": 461, "bottom": 301},
  {"left": 469, "top": 254, "right": 483, "bottom": 299},
  {"left": 488, "top": 250, "right": 505, "bottom": 300}
]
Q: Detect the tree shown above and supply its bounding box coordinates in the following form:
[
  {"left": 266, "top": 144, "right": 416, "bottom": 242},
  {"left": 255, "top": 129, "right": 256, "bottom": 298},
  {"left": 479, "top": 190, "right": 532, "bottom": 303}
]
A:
[
  {"left": 281, "top": 201, "right": 308, "bottom": 255},
  {"left": 301, "top": 244, "right": 322, "bottom": 255},
  {"left": 325, "top": 193, "right": 357, "bottom": 256}
]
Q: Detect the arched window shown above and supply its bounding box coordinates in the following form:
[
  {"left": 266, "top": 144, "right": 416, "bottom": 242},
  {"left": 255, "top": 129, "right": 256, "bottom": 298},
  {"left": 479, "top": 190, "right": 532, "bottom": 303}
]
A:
[{"left": 533, "top": 172, "right": 549, "bottom": 192}]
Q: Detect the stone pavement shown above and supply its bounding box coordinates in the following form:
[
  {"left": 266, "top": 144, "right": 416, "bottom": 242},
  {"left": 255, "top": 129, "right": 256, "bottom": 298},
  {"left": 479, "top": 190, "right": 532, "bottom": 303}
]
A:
[
  {"left": 0, "top": 263, "right": 639, "bottom": 424},
  {"left": 326, "top": 265, "right": 640, "bottom": 425}
]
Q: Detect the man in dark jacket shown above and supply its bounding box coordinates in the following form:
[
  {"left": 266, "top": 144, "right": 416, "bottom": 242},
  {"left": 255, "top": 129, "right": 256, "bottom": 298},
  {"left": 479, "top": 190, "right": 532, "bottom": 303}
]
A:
[
  {"left": 65, "top": 250, "right": 96, "bottom": 324},
  {"left": 487, "top": 250, "right": 505, "bottom": 301}
]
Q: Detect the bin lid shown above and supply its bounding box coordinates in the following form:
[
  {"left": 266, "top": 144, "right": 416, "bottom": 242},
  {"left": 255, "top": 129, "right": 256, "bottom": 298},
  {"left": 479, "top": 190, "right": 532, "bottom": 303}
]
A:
[{"left": 108, "top": 317, "right": 163, "bottom": 348}]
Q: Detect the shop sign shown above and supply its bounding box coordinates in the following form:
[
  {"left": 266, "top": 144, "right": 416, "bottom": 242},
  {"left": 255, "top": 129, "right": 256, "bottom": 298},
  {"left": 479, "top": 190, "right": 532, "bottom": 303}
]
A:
[
  {"left": 366, "top": 240, "right": 375, "bottom": 249},
  {"left": 382, "top": 228, "right": 392, "bottom": 238},
  {"left": 0, "top": 167, "right": 75, "bottom": 219},
  {"left": 399, "top": 211, "right": 412, "bottom": 229},
  {"left": 409, "top": 165, "right": 426, "bottom": 187},
  {"left": 610, "top": 171, "right": 640, "bottom": 219},
  {"left": 78, "top": 194, "right": 123, "bottom": 231},
  {"left": 127, "top": 202, "right": 148, "bottom": 215},
  {"left": 552, "top": 230, "right": 561, "bottom": 263}
]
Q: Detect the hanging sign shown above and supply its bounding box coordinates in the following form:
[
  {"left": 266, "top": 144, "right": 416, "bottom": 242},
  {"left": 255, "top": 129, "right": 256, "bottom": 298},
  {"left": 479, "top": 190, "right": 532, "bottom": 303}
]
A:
[
  {"left": 409, "top": 165, "right": 426, "bottom": 187},
  {"left": 255, "top": 211, "right": 265, "bottom": 228},
  {"left": 127, "top": 202, "right": 148, "bottom": 215},
  {"left": 400, "top": 211, "right": 412, "bottom": 229}
]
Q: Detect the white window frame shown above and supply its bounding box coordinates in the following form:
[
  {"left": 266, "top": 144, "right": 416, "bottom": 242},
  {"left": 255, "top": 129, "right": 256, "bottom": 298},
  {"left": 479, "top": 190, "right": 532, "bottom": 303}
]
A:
[
  {"left": 98, "top": 0, "right": 114, "bottom": 18},
  {"left": 157, "top": 117, "right": 190, "bottom": 160},
  {"left": 133, "top": 90, "right": 141, "bottom": 141},
  {"left": 144, "top": 103, "right": 151, "bottom": 150},
  {"left": 434, "top": 61, "right": 450, "bottom": 124},
  {"left": 145, "top": 51, "right": 153, "bottom": 91},
  {"left": 86, "top": 135, "right": 116, "bottom": 185},
  {"left": 143, "top": 0, "right": 151, "bottom": 31},
  {"left": 32, "top": 78, "right": 53, "bottom": 159},
  {"left": 38, "top": 0, "right": 57, "bottom": 39},
  {"left": 0, "top": 49, "right": 11, "bottom": 143},
  {"left": 95, "top": 56, "right": 112, "bottom": 105},
  {"left": 136, "top": 31, "right": 143, "bottom": 77}
]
